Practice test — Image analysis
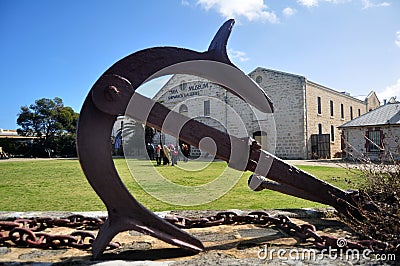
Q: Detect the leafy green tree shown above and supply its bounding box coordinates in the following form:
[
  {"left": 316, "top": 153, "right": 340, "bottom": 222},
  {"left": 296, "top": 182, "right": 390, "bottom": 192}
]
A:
[{"left": 16, "top": 97, "right": 79, "bottom": 157}]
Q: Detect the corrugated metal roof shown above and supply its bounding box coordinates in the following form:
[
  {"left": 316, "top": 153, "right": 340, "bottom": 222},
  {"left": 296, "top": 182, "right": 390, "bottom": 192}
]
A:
[{"left": 339, "top": 103, "right": 400, "bottom": 128}]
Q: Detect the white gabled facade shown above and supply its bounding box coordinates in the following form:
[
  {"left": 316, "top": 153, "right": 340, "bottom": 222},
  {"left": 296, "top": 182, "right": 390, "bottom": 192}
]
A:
[{"left": 152, "top": 74, "right": 276, "bottom": 157}]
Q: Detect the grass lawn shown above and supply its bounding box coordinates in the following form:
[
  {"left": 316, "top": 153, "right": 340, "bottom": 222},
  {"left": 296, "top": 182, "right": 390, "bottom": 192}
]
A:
[{"left": 0, "top": 158, "right": 364, "bottom": 212}]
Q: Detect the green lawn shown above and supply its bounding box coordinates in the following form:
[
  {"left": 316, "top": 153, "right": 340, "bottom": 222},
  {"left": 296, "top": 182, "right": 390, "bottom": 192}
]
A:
[{"left": 0, "top": 159, "right": 364, "bottom": 211}]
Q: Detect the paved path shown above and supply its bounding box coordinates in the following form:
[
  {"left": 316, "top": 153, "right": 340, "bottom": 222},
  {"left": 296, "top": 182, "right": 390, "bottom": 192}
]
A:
[
  {"left": 1, "top": 157, "right": 356, "bottom": 168},
  {"left": 285, "top": 159, "right": 354, "bottom": 168}
]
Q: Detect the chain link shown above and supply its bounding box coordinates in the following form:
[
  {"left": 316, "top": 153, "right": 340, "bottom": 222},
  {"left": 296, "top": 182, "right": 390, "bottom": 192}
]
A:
[
  {"left": 0, "top": 215, "right": 119, "bottom": 250},
  {"left": 165, "top": 211, "right": 390, "bottom": 253},
  {"left": 0, "top": 212, "right": 392, "bottom": 253}
]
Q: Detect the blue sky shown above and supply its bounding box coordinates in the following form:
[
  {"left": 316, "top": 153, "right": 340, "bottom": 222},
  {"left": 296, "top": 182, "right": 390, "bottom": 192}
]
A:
[{"left": 1, "top": 0, "right": 399, "bottom": 130}]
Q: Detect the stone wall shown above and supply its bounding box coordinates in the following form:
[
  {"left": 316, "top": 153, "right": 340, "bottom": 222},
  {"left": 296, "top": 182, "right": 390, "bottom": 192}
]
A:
[
  {"left": 249, "top": 68, "right": 307, "bottom": 159},
  {"left": 342, "top": 125, "right": 400, "bottom": 160},
  {"left": 305, "top": 82, "right": 367, "bottom": 158},
  {"left": 366, "top": 91, "right": 381, "bottom": 112}
]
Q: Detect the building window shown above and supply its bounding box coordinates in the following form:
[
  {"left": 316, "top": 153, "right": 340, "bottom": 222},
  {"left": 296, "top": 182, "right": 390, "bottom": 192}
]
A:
[
  {"left": 350, "top": 106, "right": 353, "bottom": 120},
  {"left": 340, "top": 104, "right": 344, "bottom": 119},
  {"left": 317, "top": 97, "right": 321, "bottom": 114},
  {"left": 255, "top": 76, "right": 262, "bottom": 84},
  {"left": 330, "top": 125, "right": 335, "bottom": 142},
  {"left": 366, "top": 129, "right": 382, "bottom": 152},
  {"left": 358, "top": 109, "right": 361, "bottom": 117},
  {"left": 204, "top": 100, "right": 210, "bottom": 116},
  {"left": 318, "top": 124, "right": 322, "bottom": 135},
  {"left": 330, "top": 100, "right": 334, "bottom": 117},
  {"left": 180, "top": 81, "right": 187, "bottom": 91}
]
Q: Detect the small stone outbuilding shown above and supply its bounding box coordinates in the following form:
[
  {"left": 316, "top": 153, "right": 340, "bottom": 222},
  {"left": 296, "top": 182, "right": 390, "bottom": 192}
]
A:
[{"left": 339, "top": 102, "right": 400, "bottom": 161}]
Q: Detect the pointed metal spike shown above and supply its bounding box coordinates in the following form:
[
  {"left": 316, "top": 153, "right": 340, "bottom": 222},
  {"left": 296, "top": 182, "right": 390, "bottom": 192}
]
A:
[{"left": 208, "top": 19, "right": 235, "bottom": 62}]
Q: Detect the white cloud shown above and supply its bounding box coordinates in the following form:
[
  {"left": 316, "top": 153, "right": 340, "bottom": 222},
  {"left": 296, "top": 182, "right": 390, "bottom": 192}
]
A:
[
  {"left": 228, "top": 48, "right": 250, "bottom": 62},
  {"left": 361, "top": 0, "right": 390, "bottom": 9},
  {"left": 181, "top": 0, "right": 190, "bottom": 6},
  {"left": 395, "top": 31, "right": 400, "bottom": 48},
  {"left": 296, "top": 0, "right": 350, "bottom": 8},
  {"left": 325, "top": 0, "right": 351, "bottom": 3},
  {"left": 283, "top": 7, "right": 297, "bottom": 17},
  {"left": 377, "top": 79, "right": 400, "bottom": 102},
  {"left": 297, "top": 0, "right": 384, "bottom": 9},
  {"left": 196, "top": 0, "right": 278, "bottom": 23},
  {"left": 297, "top": 0, "right": 319, "bottom": 7}
]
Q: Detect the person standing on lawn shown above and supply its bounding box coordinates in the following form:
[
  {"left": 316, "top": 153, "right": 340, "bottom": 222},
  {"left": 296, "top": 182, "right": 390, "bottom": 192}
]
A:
[
  {"left": 163, "top": 145, "right": 170, "bottom": 165},
  {"left": 156, "top": 145, "right": 162, "bottom": 166}
]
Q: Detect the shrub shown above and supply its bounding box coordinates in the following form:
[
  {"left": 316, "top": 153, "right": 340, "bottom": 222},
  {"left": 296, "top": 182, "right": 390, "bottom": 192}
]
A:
[{"left": 339, "top": 153, "right": 400, "bottom": 254}]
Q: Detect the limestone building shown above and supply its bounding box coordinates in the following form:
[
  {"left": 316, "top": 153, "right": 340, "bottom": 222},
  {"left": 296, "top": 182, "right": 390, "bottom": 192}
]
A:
[
  {"left": 147, "top": 67, "right": 380, "bottom": 159},
  {"left": 151, "top": 74, "right": 275, "bottom": 158},
  {"left": 249, "top": 68, "right": 380, "bottom": 159}
]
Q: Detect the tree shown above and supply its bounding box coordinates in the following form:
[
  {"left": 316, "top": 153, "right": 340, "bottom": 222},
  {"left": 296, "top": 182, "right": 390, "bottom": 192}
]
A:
[
  {"left": 121, "top": 119, "right": 146, "bottom": 157},
  {"left": 16, "top": 97, "right": 79, "bottom": 157}
]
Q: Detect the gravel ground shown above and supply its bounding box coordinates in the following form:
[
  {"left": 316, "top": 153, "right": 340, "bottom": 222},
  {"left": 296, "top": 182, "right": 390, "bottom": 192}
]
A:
[{"left": 0, "top": 209, "right": 397, "bottom": 265}]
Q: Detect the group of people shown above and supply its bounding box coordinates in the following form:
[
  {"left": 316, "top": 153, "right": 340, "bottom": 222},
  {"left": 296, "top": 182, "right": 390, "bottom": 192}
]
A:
[{"left": 146, "top": 143, "right": 190, "bottom": 166}]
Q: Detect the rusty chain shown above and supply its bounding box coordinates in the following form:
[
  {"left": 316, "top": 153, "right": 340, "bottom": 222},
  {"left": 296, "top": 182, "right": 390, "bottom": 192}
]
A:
[
  {"left": 0, "top": 212, "right": 390, "bottom": 253},
  {"left": 164, "top": 211, "right": 390, "bottom": 253},
  {"left": 0, "top": 214, "right": 119, "bottom": 250}
]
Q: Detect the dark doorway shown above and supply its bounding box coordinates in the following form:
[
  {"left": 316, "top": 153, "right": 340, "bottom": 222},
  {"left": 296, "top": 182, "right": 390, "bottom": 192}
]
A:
[{"left": 311, "top": 134, "right": 331, "bottom": 159}]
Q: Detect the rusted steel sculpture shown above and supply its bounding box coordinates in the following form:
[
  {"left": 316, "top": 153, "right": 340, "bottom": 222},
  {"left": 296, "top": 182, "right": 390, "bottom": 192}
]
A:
[{"left": 77, "top": 19, "right": 366, "bottom": 259}]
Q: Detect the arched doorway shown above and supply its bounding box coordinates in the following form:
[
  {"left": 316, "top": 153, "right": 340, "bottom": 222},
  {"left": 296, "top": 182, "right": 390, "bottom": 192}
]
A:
[
  {"left": 179, "top": 104, "right": 188, "bottom": 117},
  {"left": 178, "top": 104, "right": 190, "bottom": 159}
]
